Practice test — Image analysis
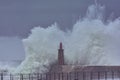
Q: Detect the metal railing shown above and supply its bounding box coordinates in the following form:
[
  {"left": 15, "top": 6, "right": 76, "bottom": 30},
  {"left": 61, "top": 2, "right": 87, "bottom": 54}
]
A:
[{"left": 0, "top": 71, "right": 120, "bottom": 80}]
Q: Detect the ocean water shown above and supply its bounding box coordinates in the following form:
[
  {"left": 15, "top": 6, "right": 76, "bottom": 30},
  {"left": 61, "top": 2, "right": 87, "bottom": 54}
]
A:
[{"left": 12, "top": 3, "right": 120, "bottom": 74}]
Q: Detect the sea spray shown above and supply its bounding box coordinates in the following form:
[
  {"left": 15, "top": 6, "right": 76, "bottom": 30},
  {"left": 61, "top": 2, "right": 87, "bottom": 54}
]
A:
[{"left": 15, "top": 3, "right": 120, "bottom": 73}]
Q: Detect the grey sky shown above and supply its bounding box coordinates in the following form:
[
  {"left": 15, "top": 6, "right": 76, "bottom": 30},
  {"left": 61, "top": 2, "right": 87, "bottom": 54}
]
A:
[
  {"left": 0, "top": 37, "right": 25, "bottom": 61},
  {"left": 0, "top": 0, "right": 120, "bottom": 38}
]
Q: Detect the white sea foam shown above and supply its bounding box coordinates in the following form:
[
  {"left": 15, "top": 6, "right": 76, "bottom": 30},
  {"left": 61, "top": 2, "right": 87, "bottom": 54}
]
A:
[{"left": 15, "top": 3, "right": 120, "bottom": 73}]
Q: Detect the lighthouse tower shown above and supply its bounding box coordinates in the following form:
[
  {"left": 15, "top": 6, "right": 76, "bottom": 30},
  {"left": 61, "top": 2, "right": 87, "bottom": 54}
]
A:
[{"left": 58, "top": 42, "right": 64, "bottom": 65}]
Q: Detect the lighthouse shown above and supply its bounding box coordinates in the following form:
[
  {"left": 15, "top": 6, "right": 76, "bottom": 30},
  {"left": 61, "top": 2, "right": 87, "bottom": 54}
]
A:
[{"left": 58, "top": 42, "right": 64, "bottom": 65}]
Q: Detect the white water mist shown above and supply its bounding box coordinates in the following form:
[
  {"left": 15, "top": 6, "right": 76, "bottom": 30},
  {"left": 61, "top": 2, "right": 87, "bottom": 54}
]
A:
[{"left": 15, "top": 4, "right": 120, "bottom": 73}]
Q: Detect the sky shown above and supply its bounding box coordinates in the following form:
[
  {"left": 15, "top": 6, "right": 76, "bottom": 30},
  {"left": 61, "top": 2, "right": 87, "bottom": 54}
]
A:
[
  {"left": 0, "top": 0, "right": 120, "bottom": 38},
  {"left": 0, "top": 37, "right": 25, "bottom": 61}
]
